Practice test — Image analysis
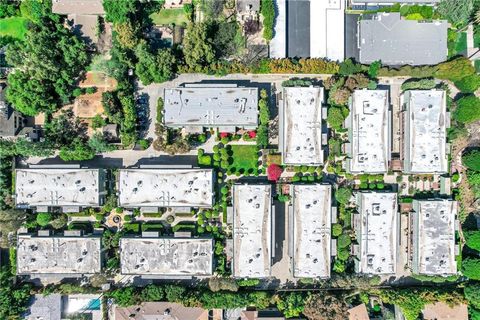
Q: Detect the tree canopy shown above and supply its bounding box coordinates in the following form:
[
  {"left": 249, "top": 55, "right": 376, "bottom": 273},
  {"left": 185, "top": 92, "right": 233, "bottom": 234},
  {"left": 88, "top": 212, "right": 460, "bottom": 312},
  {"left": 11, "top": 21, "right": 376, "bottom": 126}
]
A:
[
  {"left": 135, "top": 44, "right": 176, "bottom": 85},
  {"left": 182, "top": 22, "right": 215, "bottom": 71},
  {"left": 463, "top": 149, "right": 480, "bottom": 171},
  {"left": 103, "top": 0, "right": 137, "bottom": 24},
  {"left": 454, "top": 95, "right": 480, "bottom": 124},
  {"left": 6, "top": 17, "right": 88, "bottom": 116}
]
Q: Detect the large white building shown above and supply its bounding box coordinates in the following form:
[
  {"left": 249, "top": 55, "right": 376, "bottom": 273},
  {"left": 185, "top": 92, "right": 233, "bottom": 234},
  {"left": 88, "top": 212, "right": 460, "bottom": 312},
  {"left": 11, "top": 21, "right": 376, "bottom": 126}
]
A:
[
  {"left": 120, "top": 236, "right": 214, "bottom": 278},
  {"left": 354, "top": 192, "right": 398, "bottom": 275},
  {"left": 412, "top": 199, "right": 458, "bottom": 275},
  {"left": 291, "top": 184, "right": 332, "bottom": 278},
  {"left": 280, "top": 87, "right": 325, "bottom": 165},
  {"left": 117, "top": 169, "right": 214, "bottom": 209},
  {"left": 402, "top": 90, "right": 449, "bottom": 174},
  {"left": 232, "top": 184, "right": 273, "bottom": 278},
  {"left": 15, "top": 168, "right": 105, "bottom": 211},
  {"left": 346, "top": 90, "right": 390, "bottom": 173}
]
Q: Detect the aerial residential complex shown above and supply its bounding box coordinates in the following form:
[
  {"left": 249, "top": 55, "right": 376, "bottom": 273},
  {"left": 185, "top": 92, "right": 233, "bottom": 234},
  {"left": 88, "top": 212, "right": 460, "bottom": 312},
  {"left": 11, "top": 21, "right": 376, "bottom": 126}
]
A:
[
  {"left": 17, "top": 232, "right": 102, "bottom": 278},
  {"left": 119, "top": 236, "right": 214, "bottom": 278},
  {"left": 354, "top": 192, "right": 398, "bottom": 275},
  {"left": 402, "top": 90, "right": 449, "bottom": 174},
  {"left": 117, "top": 168, "right": 214, "bottom": 210},
  {"left": 290, "top": 184, "right": 332, "bottom": 279},
  {"left": 232, "top": 184, "right": 273, "bottom": 278},
  {"left": 358, "top": 13, "right": 448, "bottom": 65},
  {"left": 163, "top": 84, "right": 259, "bottom": 133},
  {"left": 15, "top": 168, "right": 106, "bottom": 211},
  {"left": 411, "top": 199, "right": 458, "bottom": 275},
  {"left": 280, "top": 86, "right": 326, "bottom": 165},
  {"left": 346, "top": 89, "right": 391, "bottom": 173}
]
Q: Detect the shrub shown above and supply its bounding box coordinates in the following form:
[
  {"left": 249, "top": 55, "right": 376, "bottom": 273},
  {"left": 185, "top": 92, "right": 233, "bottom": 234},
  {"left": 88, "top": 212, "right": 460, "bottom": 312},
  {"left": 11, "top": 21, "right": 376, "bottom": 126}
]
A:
[
  {"left": 138, "top": 139, "right": 150, "bottom": 150},
  {"left": 36, "top": 212, "right": 52, "bottom": 227},
  {"left": 455, "top": 74, "right": 480, "bottom": 93},
  {"left": 327, "top": 106, "right": 348, "bottom": 130},
  {"left": 267, "top": 164, "right": 283, "bottom": 182},
  {"left": 337, "top": 233, "right": 351, "bottom": 248},
  {"left": 401, "top": 78, "right": 436, "bottom": 91},
  {"left": 260, "top": 0, "right": 275, "bottom": 41},
  {"left": 463, "top": 258, "right": 480, "bottom": 280},
  {"left": 463, "top": 149, "right": 480, "bottom": 171},
  {"left": 454, "top": 95, "right": 480, "bottom": 124},
  {"left": 465, "top": 231, "right": 480, "bottom": 251},
  {"left": 123, "top": 215, "right": 132, "bottom": 222},
  {"left": 337, "top": 248, "right": 350, "bottom": 261},
  {"left": 332, "top": 223, "right": 343, "bottom": 237}
]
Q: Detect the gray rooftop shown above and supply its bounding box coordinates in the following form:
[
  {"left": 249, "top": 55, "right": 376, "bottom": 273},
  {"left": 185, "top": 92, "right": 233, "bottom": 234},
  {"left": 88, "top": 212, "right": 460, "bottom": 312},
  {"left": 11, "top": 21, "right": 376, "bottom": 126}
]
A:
[
  {"left": 233, "top": 184, "right": 272, "bottom": 278},
  {"left": 25, "top": 294, "right": 62, "bottom": 320},
  {"left": 17, "top": 235, "right": 102, "bottom": 275},
  {"left": 403, "top": 90, "right": 448, "bottom": 174},
  {"left": 292, "top": 184, "right": 331, "bottom": 278},
  {"left": 347, "top": 89, "right": 390, "bottom": 173},
  {"left": 163, "top": 84, "right": 258, "bottom": 128},
  {"left": 52, "top": 0, "right": 105, "bottom": 15},
  {"left": 118, "top": 169, "right": 214, "bottom": 208},
  {"left": 15, "top": 169, "right": 103, "bottom": 208},
  {"left": 120, "top": 237, "right": 214, "bottom": 276},
  {"left": 355, "top": 192, "right": 397, "bottom": 275},
  {"left": 358, "top": 13, "right": 448, "bottom": 66},
  {"left": 412, "top": 200, "right": 458, "bottom": 275},
  {"left": 281, "top": 87, "right": 324, "bottom": 165}
]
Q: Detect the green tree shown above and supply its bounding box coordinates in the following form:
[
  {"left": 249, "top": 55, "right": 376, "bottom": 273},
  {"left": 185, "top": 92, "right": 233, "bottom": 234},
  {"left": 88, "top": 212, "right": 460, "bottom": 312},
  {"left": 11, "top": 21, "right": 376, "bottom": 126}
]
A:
[
  {"left": 20, "top": 0, "right": 50, "bottom": 23},
  {"left": 108, "top": 287, "right": 139, "bottom": 307},
  {"left": 212, "top": 21, "right": 244, "bottom": 58},
  {"left": 182, "top": 22, "right": 215, "bottom": 70},
  {"left": 114, "top": 22, "right": 140, "bottom": 49},
  {"left": 6, "top": 17, "right": 88, "bottom": 116},
  {"left": 368, "top": 60, "right": 381, "bottom": 78},
  {"left": 437, "top": 0, "right": 474, "bottom": 25},
  {"left": 260, "top": 0, "right": 275, "bottom": 41},
  {"left": 44, "top": 109, "right": 85, "bottom": 147},
  {"left": 88, "top": 133, "right": 114, "bottom": 153},
  {"left": 36, "top": 212, "right": 52, "bottom": 227},
  {"left": 463, "top": 149, "right": 480, "bottom": 171},
  {"left": 0, "top": 0, "right": 19, "bottom": 18},
  {"left": 327, "top": 106, "right": 348, "bottom": 130},
  {"left": 140, "top": 285, "right": 164, "bottom": 302},
  {"left": 338, "top": 58, "right": 363, "bottom": 76},
  {"left": 337, "top": 233, "right": 351, "bottom": 248},
  {"left": 453, "top": 95, "right": 480, "bottom": 124},
  {"left": 463, "top": 258, "right": 480, "bottom": 279},
  {"left": 303, "top": 293, "right": 348, "bottom": 320},
  {"left": 465, "top": 283, "right": 480, "bottom": 309},
  {"left": 276, "top": 293, "right": 305, "bottom": 318},
  {"left": 465, "top": 231, "right": 480, "bottom": 251},
  {"left": 135, "top": 44, "right": 176, "bottom": 85},
  {"left": 59, "top": 138, "right": 95, "bottom": 161},
  {"left": 332, "top": 223, "right": 343, "bottom": 237},
  {"left": 164, "top": 285, "right": 186, "bottom": 303},
  {"left": 0, "top": 209, "right": 27, "bottom": 247},
  {"left": 335, "top": 188, "right": 352, "bottom": 204},
  {"left": 91, "top": 114, "right": 106, "bottom": 129},
  {"left": 103, "top": 0, "right": 137, "bottom": 24},
  {"left": 0, "top": 268, "right": 32, "bottom": 319},
  {"left": 455, "top": 74, "right": 480, "bottom": 93}
]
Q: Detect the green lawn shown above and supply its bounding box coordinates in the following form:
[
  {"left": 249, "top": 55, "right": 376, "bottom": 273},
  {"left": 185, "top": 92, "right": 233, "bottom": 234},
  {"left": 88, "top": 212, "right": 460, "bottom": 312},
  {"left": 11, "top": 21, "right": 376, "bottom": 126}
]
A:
[
  {"left": 474, "top": 26, "right": 480, "bottom": 48},
  {"left": 229, "top": 145, "right": 259, "bottom": 172},
  {"left": 0, "top": 17, "right": 28, "bottom": 40},
  {"left": 475, "top": 60, "right": 480, "bottom": 73},
  {"left": 448, "top": 29, "right": 467, "bottom": 58},
  {"left": 150, "top": 8, "right": 188, "bottom": 26}
]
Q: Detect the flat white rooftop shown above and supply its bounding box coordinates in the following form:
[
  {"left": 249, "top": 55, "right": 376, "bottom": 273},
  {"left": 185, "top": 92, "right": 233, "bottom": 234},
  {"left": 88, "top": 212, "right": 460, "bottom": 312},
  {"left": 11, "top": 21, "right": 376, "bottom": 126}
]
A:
[
  {"left": 292, "top": 184, "right": 332, "bottom": 278},
  {"left": 118, "top": 169, "right": 213, "bottom": 208},
  {"left": 15, "top": 169, "right": 102, "bottom": 208},
  {"left": 403, "top": 90, "right": 448, "bottom": 174},
  {"left": 163, "top": 85, "right": 258, "bottom": 128},
  {"left": 120, "top": 237, "right": 213, "bottom": 276},
  {"left": 310, "top": 0, "right": 345, "bottom": 61},
  {"left": 233, "top": 184, "right": 272, "bottom": 278},
  {"left": 282, "top": 87, "right": 324, "bottom": 165},
  {"left": 348, "top": 90, "right": 390, "bottom": 173},
  {"left": 412, "top": 200, "right": 457, "bottom": 275},
  {"left": 356, "top": 192, "right": 397, "bottom": 275},
  {"left": 17, "top": 235, "right": 101, "bottom": 275}
]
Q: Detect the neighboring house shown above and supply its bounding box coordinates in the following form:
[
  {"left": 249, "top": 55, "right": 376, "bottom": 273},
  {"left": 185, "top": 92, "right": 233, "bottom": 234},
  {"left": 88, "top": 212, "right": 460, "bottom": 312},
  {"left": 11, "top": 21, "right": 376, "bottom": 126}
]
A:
[
  {"left": 24, "top": 294, "right": 62, "bottom": 320},
  {"left": 17, "top": 231, "right": 102, "bottom": 282},
  {"left": 358, "top": 12, "right": 448, "bottom": 66},
  {"left": 422, "top": 302, "right": 468, "bottom": 320},
  {"left": 347, "top": 304, "right": 370, "bottom": 320},
  {"left": 25, "top": 294, "right": 104, "bottom": 320},
  {"left": 353, "top": 192, "right": 398, "bottom": 275},
  {"left": 120, "top": 235, "right": 214, "bottom": 279},
  {"left": 52, "top": 0, "right": 112, "bottom": 51},
  {"left": 0, "top": 84, "right": 36, "bottom": 139},
  {"left": 163, "top": 84, "right": 258, "bottom": 133},
  {"left": 117, "top": 168, "right": 214, "bottom": 211},
  {"left": 270, "top": 0, "right": 345, "bottom": 61},
  {"left": 232, "top": 184, "right": 273, "bottom": 278},
  {"left": 346, "top": 89, "right": 391, "bottom": 174},
  {"left": 401, "top": 90, "right": 449, "bottom": 174},
  {"left": 236, "top": 0, "right": 260, "bottom": 23},
  {"left": 113, "top": 302, "right": 210, "bottom": 320},
  {"left": 279, "top": 86, "right": 326, "bottom": 165},
  {"left": 15, "top": 168, "right": 106, "bottom": 212},
  {"left": 290, "top": 184, "right": 332, "bottom": 279},
  {"left": 350, "top": 0, "right": 440, "bottom": 10},
  {"left": 224, "top": 308, "right": 286, "bottom": 320},
  {"left": 411, "top": 199, "right": 459, "bottom": 275}
]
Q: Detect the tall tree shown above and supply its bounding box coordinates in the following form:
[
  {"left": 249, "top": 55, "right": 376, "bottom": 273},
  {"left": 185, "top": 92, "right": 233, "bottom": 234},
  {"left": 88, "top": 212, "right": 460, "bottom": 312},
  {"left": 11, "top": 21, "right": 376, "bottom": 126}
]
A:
[{"left": 182, "top": 22, "right": 215, "bottom": 70}]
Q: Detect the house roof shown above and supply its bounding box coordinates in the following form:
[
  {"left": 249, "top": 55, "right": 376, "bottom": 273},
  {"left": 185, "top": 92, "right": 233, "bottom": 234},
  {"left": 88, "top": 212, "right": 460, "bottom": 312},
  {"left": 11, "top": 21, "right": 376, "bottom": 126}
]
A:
[
  {"left": 52, "top": 0, "right": 105, "bottom": 15},
  {"left": 114, "top": 302, "right": 209, "bottom": 320},
  {"left": 0, "top": 85, "right": 18, "bottom": 137},
  {"left": 348, "top": 304, "right": 370, "bottom": 320},
  {"left": 358, "top": 13, "right": 448, "bottom": 65},
  {"left": 422, "top": 302, "right": 468, "bottom": 320},
  {"left": 25, "top": 294, "right": 62, "bottom": 320}
]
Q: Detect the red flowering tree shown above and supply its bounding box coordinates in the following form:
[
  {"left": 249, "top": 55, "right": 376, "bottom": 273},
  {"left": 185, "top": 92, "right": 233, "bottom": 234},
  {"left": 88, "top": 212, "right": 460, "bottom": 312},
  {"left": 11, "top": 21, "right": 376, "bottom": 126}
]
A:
[
  {"left": 267, "top": 164, "right": 283, "bottom": 182},
  {"left": 219, "top": 132, "right": 229, "bottom": 138},
  {"left": 248, "top": 131, "right": 256, "bottom": 139}
]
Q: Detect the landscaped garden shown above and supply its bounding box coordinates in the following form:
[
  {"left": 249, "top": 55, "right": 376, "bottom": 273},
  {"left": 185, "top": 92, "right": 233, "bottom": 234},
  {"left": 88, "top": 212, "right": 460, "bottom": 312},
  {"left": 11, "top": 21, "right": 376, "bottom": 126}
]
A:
[
  {"left": 150, "top": 8, "right": 188, "bottom": 26},
  {"left": 229, "top": 145, "right": 259, "bottom": 173}
]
